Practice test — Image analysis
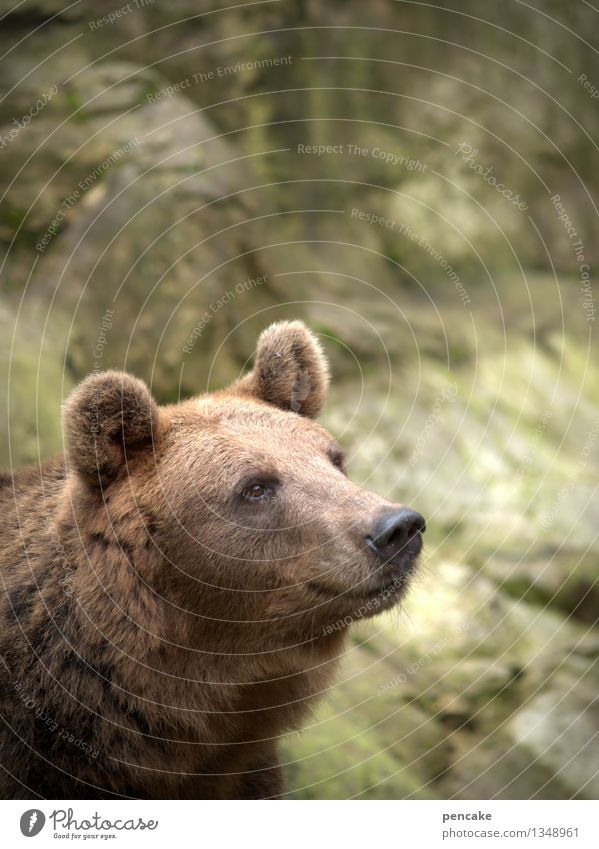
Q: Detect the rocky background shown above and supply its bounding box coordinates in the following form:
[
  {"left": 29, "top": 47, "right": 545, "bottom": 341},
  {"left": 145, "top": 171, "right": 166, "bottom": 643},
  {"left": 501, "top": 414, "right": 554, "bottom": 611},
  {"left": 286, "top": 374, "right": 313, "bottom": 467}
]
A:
[{"left": 0, "top": 0, "right": 597, "bottom": 798}]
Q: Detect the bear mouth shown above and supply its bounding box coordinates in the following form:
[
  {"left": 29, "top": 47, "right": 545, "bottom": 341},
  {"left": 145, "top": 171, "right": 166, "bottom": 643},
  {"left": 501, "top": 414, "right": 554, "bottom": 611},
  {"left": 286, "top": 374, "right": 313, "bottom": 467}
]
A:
[
  {"left": 307, "top": 544, "right": 421, "bottom": 605},
  {"left": 307, "top": 570, "right": 413, "bottom": 604}
]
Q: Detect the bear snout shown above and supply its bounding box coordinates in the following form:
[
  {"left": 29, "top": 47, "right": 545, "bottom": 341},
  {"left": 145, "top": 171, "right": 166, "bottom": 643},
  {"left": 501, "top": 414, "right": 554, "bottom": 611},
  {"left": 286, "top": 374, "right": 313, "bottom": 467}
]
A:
[{"left": 364, "top": 508, "right": 426, "bottom": 573}]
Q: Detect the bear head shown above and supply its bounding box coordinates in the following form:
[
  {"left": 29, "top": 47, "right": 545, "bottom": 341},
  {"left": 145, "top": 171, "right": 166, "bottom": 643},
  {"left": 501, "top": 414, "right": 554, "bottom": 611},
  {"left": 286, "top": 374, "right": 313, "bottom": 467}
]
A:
[{"left": 62, "top": 321, "right": 425, "bottom": 649}]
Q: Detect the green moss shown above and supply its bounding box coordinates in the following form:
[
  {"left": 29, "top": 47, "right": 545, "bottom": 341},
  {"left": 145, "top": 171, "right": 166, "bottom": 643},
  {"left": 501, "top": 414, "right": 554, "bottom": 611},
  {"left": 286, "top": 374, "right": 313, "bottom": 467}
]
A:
[
  {"left": 139, "top": 85, "right": 158, "bottom": 106},
  {"left": 281, "top": 699, "right": 436, "bottom": 799},
  {"left": 64, "top": 86, "right": 87, "bottom": 122},
  {"left": 0, "top": 205, "right": 39, "bottom": 257}
]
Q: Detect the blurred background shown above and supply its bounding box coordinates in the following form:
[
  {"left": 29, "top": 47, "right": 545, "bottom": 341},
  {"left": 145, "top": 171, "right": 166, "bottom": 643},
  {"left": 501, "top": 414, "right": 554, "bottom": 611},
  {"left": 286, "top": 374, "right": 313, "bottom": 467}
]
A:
[{"left": 0, "top": 0, "right": 597, "bottom": 799}]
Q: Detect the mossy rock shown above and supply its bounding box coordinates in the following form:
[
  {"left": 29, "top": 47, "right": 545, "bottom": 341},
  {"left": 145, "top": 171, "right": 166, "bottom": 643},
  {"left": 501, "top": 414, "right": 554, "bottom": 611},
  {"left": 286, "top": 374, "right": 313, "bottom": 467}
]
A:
[{"left": 281, "top": 696, "right": 435, "bottom": 799}]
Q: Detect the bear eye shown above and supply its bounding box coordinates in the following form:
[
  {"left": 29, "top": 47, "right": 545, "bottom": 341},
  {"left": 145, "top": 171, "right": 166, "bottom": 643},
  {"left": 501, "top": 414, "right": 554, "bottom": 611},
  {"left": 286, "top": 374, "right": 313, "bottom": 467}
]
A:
[
  {"left": 328, "top": 444, "right": 347, "bottom": 474},
  {"left": 241, "top": 483, "right": 271, "bottom": 502}
]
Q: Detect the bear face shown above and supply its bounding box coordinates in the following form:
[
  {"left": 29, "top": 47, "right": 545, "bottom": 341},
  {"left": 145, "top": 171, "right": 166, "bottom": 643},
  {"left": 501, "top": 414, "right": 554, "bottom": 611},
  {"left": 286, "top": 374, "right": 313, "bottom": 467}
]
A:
[{"left": 62, "top": 320, "right": 425, "bottom": 650}]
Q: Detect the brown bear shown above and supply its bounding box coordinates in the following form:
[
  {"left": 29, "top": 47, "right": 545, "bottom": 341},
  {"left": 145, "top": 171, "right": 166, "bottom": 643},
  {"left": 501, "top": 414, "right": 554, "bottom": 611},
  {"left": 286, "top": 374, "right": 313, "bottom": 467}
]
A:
[{"left": 0, "top": 321, "right": 425, "bottom": 799}]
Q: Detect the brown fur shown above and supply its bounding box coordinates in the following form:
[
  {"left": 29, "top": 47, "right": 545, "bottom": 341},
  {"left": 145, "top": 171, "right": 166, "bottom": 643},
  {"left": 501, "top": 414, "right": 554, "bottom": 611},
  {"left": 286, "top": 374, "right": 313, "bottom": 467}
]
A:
[{"left": 0, "top": 321, "right": 420, "bottom": 799}]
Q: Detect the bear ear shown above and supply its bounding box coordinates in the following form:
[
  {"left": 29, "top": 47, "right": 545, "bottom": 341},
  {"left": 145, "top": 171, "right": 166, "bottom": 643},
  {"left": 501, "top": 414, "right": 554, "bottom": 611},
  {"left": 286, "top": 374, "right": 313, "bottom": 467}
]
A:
[
  {"left": 63, "top": 371, "right": 159, "bottom": 488},
  {"left": 236, "top": 321, "right": 330, "bottom": 418}
]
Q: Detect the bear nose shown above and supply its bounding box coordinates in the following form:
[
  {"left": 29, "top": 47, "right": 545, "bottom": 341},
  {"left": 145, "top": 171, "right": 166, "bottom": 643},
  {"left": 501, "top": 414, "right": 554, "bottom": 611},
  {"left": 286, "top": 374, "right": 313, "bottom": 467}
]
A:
[{"left": 365, "top": 509, "right": 426, "bottom": 561}]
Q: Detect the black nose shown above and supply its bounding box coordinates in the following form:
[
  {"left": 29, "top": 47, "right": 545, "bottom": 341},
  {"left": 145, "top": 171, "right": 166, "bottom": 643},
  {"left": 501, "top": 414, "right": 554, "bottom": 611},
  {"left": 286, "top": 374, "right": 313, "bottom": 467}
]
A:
[{"left": 366, "top": 508, "right": 426, "bottom": 561}]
